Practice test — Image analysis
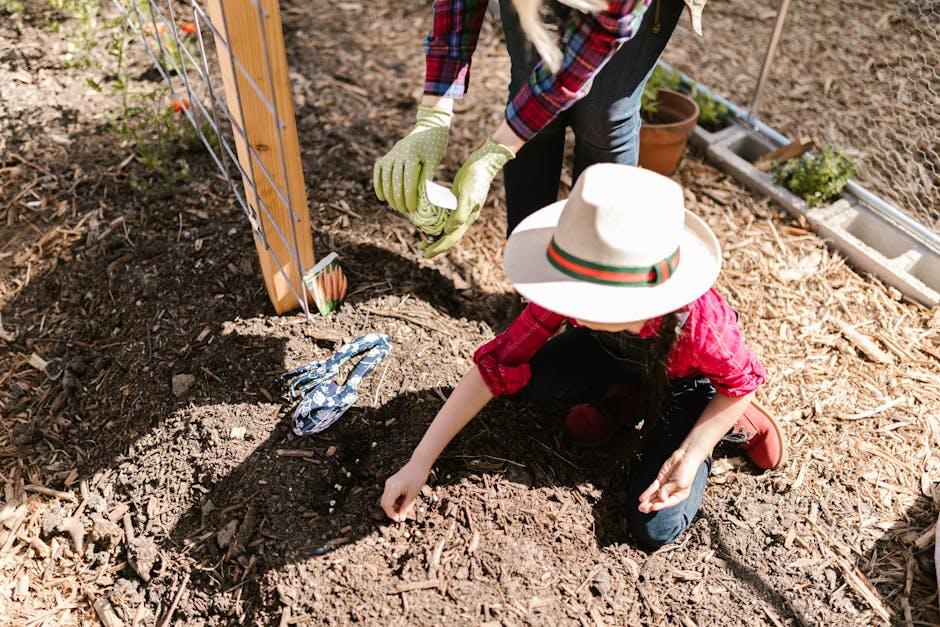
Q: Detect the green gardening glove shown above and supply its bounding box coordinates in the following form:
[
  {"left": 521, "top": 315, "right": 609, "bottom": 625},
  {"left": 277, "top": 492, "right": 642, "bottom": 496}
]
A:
[
  {"left": 373, "top": 105, "right": 453, "bottom": 215},
  {"left": 422, "top": 138, "right": 515, "bottom": 258}
]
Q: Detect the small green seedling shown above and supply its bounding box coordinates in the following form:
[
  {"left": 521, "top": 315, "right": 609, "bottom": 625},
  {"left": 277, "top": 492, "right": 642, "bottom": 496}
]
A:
[
  {"left": 46, "top": 0, "right": 104, "bottom": 68},
  {"left": 640, "top": 65, "right": 682, "bottom": 122},
  {"left": 690, "top": 86, "right": 730, "bottom": 131},
  {"left": 773, "top": 144, "right": 858, "bottom": 207}
]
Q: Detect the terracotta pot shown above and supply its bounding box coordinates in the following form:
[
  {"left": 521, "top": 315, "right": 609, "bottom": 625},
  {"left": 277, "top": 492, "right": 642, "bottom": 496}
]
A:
[{"left": 638, "top": 89, "right": 700, "bottom": 176}]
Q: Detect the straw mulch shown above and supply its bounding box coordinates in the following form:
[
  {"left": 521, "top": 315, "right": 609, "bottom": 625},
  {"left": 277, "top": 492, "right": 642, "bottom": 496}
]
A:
[
  {"left": 0, "top": 0, "right": 938, "bottom": 625},
  {"left": 675, "top": 159, "right": 940, "bottom": 625},
  {"left": 661, "top": 0, "right": 940, "bottom": 231}
]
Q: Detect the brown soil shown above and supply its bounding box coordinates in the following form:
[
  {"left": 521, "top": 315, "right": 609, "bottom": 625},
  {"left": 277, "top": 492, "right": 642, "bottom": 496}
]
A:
[{"left": 1, "top": 1, "right": 938, "bottom": 625}]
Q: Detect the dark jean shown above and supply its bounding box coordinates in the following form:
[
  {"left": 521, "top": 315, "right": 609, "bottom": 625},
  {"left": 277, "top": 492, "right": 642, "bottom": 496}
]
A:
[
  {"left": 513, "top": 327, "right": 715, "bottom": 549},
  {"left": 499, "top": 0, "right": 686, "bottom": 233}
]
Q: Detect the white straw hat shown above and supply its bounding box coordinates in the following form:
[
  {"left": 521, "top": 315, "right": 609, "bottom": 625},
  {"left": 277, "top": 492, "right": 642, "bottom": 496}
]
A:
[{"left": 503, "top": 163, "right": 722, "bottom": 324}]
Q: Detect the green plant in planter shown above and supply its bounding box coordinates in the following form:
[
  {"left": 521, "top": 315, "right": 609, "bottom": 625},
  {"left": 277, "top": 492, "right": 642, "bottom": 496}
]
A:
[
  {"left": 45, "top": 0, "right": 103, "bottom": 68},
  {"left": 773, "top": 144, "right": 858, "bottom": 207},
  {"left": 640, "top": 65, "right": 682, "bottom": 122},
  {"left": 0, "top": 0, "right": 24, "bottom": 13},
  {"left": 690, "top": 86, "right": 730, "bottom": 131}
]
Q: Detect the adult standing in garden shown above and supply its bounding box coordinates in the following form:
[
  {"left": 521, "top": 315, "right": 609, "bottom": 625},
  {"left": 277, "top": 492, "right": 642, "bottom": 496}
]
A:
[{"left": 374, "top": 0, "right": 703, "bottom": 257}]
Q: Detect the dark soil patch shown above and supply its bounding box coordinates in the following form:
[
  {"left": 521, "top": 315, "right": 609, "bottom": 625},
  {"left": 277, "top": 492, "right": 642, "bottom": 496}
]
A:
[{"left": 1, "top": 1, "right": 938, "bottom": 625}]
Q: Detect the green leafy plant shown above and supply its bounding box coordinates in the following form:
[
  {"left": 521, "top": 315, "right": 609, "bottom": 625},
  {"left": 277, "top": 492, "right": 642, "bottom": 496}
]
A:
[
  {"left": 0, "top": 0, "right": 24, "bottom": 14},
  {"left": 45, "top": 0, "right": 103, "bottom": 68},
  {"left": 641, "top": 63, "right": 734, "bottom": 131},
  {"left": 640, "top": 65, "right": 682, "bottom": 122},
  {"left": 773, "top": 144, "right": 858, "bottom": 207},
  {"left": 690, "top": 86, "right": 730, "bottom": 131},
  {"left": 39, "top": 0, "right": 209, "bottom": 195},
  {"left": 109, "top": 88, "right": 217, "bottom": 195}
]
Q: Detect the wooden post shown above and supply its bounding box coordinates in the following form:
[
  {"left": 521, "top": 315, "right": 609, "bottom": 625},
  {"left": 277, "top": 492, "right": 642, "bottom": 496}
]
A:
[{"left": 206, "top": 0, "right": 314, "bottom": 314}]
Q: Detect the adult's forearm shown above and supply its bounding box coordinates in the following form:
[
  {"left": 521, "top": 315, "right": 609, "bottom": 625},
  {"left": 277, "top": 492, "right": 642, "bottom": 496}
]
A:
[
  {"left": 491, "top": 120, "right": 527, "bottom": 154},
  {"left": 411, "top": 365, "right": 493, "bottom": 468},
  {"left": 682, "top": 392, "right": 753, "bottom": 459},
  {"left": 424, "top": 0, "right": 489, "bottom": 99},
  {"left": 503, "top": 0, "right": 649, "bottom": 140},
  {"left": 420, "top": 94, "right": 455, "bottom": 113}
]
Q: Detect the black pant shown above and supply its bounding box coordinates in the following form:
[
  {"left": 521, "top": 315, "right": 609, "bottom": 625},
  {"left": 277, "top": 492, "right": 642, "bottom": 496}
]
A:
[
  {"left": 514, "top": 327, "right": 715, "bottom": 548},
  {"left": 499, "top": 0, "right": 687, "bottom": 234}
]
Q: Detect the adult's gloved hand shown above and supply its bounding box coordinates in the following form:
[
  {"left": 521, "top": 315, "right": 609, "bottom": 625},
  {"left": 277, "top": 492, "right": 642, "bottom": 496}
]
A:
[
  {"left": 373, "top": 105, "right": 453, "bottom": 215},
  {"left": 422, "top": 138, "right": 515, "bottom": 258}
]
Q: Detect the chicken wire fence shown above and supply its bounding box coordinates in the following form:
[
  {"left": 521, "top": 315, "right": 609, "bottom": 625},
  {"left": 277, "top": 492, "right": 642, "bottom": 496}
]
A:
[
  {"left": 119, "top": 0, "right": 315, "bottom": 315},
  {"left": 868, "top": 0, "right": 939, "bottom": 233},
  {"left": 674, "top": 0, "right": 939, "bottom": 233}
]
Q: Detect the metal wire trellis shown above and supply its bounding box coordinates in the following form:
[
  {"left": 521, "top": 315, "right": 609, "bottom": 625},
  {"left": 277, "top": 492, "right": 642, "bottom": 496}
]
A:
[
  {"left": 120, "top": 0, "right": 315, "bottom": 316},
  {"left": 865, "top": 0, "right": 939, "bottom": 232},
  {"left": 664, "top": 0, "right": 940, "bottom": 234}
]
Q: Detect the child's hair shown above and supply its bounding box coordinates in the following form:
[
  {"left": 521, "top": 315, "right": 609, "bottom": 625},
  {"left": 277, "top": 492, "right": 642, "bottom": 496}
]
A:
[
  {"left": 511, "top": 0, "right": 607, "bottom": 72},
  {"left": 610, "top": 311, "right": 681, "bottom": 467},
  {"left": 643, "top": 311, "right": 681, "bottom": 430}
]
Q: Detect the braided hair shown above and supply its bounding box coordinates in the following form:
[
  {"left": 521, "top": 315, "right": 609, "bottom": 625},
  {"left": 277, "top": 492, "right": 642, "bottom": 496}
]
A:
[
  {"left": 642, "top": 311, "right": 681, "bottom": 431},
  {"left": 610, "top": 311, "right": 682, "bottom": 468}
]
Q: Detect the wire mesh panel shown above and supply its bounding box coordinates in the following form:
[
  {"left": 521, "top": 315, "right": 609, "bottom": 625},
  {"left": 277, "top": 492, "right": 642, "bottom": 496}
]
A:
[
  {"left": 119, "top": 0, "right": 315, "bottom": 315},
  {"left": 869, "top": 0, "right": 939, "bottom": 232},
  {"left": 661, "top": 0, "right": 940, "bottom": 233}
]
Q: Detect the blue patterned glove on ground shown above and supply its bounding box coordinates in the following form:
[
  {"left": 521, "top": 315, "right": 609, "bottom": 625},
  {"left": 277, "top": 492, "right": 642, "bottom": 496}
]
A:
[{"left": 284, "top": 333, "right": 392, "bottom": 435}]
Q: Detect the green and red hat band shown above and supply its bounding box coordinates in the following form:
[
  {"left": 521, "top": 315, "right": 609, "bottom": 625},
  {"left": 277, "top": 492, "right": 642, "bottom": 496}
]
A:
[{"left": 546, "top": 238, "right": 680, "bottom": 287}]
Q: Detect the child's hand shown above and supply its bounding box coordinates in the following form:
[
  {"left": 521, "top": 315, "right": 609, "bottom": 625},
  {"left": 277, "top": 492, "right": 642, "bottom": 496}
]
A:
[
  {"left": 637, "top": 448, "right": 703, "bottom": 514},
  {"left": 380, "top": 459, "right": 431, "bottom": 522}
]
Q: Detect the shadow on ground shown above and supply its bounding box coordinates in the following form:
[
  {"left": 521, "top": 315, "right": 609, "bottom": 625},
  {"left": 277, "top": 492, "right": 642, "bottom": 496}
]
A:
[
  {"left": 157, "top": 374, "right": 815, "bottom": 624},
  {"left": 868, "top": 491, "right": 939, "bottom": 624}
]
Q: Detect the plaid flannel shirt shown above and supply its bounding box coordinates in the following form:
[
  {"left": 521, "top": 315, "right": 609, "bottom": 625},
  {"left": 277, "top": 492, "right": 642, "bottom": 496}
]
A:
[
  {"left": 473, "top": 288, "right": 765, "bottom": 398},
  {"left": 424, "top": 0, "right": 706, "bottom": 140}
]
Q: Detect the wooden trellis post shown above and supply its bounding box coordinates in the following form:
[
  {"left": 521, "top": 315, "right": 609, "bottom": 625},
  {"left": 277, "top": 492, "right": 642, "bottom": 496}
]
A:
[{"left": 206, "top": 0, "right": 314, "bottom": 314}]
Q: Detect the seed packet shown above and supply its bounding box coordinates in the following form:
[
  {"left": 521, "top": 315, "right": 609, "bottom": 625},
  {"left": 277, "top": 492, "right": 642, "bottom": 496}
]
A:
[{"left": 303, "top": 252, "right": 348, "bottom": 316}]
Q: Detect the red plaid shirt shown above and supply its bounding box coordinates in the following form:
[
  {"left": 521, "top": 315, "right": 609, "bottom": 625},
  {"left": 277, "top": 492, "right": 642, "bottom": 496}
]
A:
[
  {"left": 424, "top": 0, "right": 651, "bottom": 140},
  {"left": 473, "top": 288, "right": 766, "bottom": 398}
]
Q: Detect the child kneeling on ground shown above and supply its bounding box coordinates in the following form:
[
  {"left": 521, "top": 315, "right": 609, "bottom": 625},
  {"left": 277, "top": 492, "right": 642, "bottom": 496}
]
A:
[{"left": 381, "top": 164, "right": 787, "bottom": 549}]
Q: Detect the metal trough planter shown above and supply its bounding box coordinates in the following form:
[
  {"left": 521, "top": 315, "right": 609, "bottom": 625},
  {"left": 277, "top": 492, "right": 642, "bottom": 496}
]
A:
[{"left": 704, "top": 125, "right": 939, "bottom": 307}]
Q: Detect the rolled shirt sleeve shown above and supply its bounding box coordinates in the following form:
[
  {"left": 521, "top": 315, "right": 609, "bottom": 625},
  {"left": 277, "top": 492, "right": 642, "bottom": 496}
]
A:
[
  {"left": 424, "top": 0, "right": 489, "bottom": 99},
  {"left": 505, "top": 0, "right": 651, "bottom": 139},
  {"left": 681, "top": 290, "right": 766, "bottom": 398},
  {"left": 473, "top": 303, "right": 566, "bottom": 396},
  {"left": 473, "top": 290, "right": 763, "bottom": 398}
]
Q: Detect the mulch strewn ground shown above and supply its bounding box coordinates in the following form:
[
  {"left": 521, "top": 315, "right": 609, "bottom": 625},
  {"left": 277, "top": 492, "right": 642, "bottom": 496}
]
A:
[{"left": 1, "top": 1, "right": 938, "bottom": 625}]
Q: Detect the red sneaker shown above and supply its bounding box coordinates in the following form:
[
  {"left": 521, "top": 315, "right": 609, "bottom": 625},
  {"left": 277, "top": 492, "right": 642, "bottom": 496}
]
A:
[
  {"left": 564, "top": 386, "right": 645, "bottom": 446},
  {"left": 726, "top": 401, "right": 787, "bottom": 470},
  {"left": 565, "top": 404, "right": 614, "bottom": 445}
]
